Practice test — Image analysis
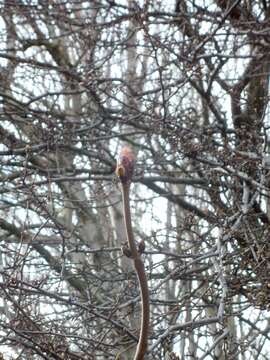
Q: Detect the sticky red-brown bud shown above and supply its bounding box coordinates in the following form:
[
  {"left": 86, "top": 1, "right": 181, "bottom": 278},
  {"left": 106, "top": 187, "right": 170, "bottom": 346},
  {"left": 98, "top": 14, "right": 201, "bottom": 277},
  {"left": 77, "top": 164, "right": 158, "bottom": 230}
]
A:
[{"left": 116, "top": 146, "right": 135, "bottom": 183}]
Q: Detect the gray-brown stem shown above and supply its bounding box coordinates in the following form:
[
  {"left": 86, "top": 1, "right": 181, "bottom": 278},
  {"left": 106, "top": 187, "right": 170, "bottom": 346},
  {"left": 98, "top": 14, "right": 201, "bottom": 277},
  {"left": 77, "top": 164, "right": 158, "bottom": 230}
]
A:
[{"left": 121, "top": 183, "right": 150, "bottom": 360}]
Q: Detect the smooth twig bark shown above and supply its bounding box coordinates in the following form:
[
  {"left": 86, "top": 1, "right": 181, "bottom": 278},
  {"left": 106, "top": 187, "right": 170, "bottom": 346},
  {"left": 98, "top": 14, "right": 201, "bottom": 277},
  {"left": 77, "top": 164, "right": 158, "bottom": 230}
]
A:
[
  {"left": 116, "top": 147, "right": 150, "bottom": 360},
  {"left": 121, "top": 183, "right": 150, "bottom": 360}
]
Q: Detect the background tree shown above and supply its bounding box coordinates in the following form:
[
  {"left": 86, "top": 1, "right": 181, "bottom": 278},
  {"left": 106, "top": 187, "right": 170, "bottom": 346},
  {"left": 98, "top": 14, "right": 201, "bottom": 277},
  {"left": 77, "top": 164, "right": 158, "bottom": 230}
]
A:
[{"left": 0, "top": 0, "right": 270, "bottom": 359}]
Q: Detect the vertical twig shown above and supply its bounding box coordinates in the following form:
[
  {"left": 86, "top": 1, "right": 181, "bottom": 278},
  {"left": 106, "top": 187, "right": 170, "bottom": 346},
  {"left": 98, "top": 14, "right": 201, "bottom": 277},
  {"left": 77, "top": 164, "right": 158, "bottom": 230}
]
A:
[{"left": 116, "top": 147, "right": 150, "bottom": 360}]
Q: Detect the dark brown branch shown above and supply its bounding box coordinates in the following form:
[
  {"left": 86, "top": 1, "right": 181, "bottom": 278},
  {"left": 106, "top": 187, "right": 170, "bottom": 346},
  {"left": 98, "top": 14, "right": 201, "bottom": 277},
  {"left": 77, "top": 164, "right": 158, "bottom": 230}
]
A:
[{"left": 140, "top": 179, "right": 216, "bottom": 223}]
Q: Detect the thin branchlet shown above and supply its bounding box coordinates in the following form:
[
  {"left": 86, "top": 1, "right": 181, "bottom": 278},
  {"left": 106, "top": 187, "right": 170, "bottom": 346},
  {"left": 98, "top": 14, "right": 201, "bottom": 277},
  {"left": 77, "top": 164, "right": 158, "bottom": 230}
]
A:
[{"left": 116, "top": 147, "right": 150, "bottom": 360}]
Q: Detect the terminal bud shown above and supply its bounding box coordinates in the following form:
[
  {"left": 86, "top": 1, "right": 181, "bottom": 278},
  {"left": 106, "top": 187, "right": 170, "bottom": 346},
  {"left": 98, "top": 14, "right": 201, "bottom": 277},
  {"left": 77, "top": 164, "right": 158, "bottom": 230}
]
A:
[{"left": 116, "top": 146, "right": 135, "bottom": 183}]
